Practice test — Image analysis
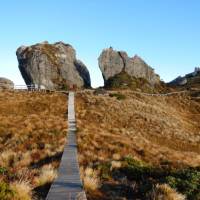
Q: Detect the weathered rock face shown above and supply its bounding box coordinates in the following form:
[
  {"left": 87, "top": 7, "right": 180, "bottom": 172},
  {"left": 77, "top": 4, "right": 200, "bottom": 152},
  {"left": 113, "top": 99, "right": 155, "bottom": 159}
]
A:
[
  {"left": 16, "top": 42, "right": 91, "bottom": 90},
  {"left": 168, "top": 76, "right": 187, "bottom": 86},
  {"left": 169, "top": 68, "right": 200, "bottom": 90},
  {"left": 0, "top": 78, "right": 14, "bottom": 90},
  {"left": 98, "top": 47, "right": 160, "bottom": 87}
]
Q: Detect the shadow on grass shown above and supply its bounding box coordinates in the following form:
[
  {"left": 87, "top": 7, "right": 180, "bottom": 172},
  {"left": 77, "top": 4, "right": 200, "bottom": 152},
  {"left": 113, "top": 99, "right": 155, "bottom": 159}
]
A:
[
  {"left": 96, "top": 158, "right": 200, "bottom": 200},
  {"left": 31, "top": 152, "right": 64, "bottom": 199},
  {"left": 30, "top": 151, "right": 63, "bottom": 168},
  {"left": 34, "top": 183, "right": 51, "bottom": 200}
]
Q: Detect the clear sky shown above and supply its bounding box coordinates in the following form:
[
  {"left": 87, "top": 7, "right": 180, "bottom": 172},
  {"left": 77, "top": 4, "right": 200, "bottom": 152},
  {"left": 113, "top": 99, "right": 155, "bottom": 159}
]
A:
[{"left": 0, "top": 0, "right": 200, "bottom": 87}]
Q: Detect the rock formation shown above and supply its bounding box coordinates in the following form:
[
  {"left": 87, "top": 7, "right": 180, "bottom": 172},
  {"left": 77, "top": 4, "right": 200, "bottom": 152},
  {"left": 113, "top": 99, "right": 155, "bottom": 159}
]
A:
[
  {"left": 0, "top": 78, "right": 14, "bottom": 90},
  {"left": 168, "top": 76, "right": 187, "bottom": 86},
  {"left": 169, "top": 68, "right": 200, "bottom": 89},
  {"left": 98, "top": 47, "right": 160, "bottom": 88},
  {"left": 16, "top": 42, "right": 91, "bottom": 90}
]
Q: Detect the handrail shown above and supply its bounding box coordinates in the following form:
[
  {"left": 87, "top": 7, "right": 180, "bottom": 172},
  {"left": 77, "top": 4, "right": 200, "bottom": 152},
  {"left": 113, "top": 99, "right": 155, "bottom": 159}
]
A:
[
  {"left": 0, "top": 84, "right": 195, "bottom": 97},
  {"left": 132, "top": 90, "right": 189, "bottom": 96}
]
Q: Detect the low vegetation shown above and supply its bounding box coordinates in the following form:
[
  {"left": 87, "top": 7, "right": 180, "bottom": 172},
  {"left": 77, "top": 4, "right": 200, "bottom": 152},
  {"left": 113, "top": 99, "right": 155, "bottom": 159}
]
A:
[
  {"left": 1, "top": 88, "right": 200, "bottom": 199},
  {"left": 109, "top": 93, "right": 126, "bottom": 100},
  {"left": 0, "top": 91, "right": 67, "bottom": 199},
  {"left": 76, "top": 90, "right": 200, "bottom": 199},
  {"left": 105, "top": 71, "right": 168, "bottom": 93}
]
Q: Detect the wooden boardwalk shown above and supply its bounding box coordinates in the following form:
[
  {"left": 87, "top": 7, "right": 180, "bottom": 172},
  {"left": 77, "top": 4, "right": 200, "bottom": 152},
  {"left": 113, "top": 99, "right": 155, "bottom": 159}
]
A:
[{"left": 46, "top": 92, "right": 87, "bottom": 200}]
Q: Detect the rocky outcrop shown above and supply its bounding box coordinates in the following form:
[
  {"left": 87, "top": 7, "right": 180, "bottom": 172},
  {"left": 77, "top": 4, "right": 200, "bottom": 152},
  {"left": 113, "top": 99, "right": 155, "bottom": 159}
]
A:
[
  {"left": 16, "top": 41, "right": 91, "bottom": 90},
  {"left": 168, "top": 76, "right": 187, "bottom": 86},
  {"left": 169, "top": 68, "right": 200, "bottom": 89},
  {"left": 0, "top": 78, "right": 14, "bottom": 90},
  {"left": 98, "top": 47, "right": 160, "bottom": 88}
]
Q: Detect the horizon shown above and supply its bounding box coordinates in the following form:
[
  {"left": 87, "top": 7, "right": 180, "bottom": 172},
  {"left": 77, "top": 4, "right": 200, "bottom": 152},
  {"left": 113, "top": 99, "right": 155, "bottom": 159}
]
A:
[{"left": 0, "top": 0, "right": 200, "bottom": 87}]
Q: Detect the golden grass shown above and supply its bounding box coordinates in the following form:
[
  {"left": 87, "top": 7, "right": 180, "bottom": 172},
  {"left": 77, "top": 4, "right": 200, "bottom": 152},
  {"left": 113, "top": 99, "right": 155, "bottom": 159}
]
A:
[
  {"left": 76, "top": 90, "right": 200, "bottom": 168},
  {"left": 83, "top": 167, "right": 100, "bottom": 191},
  {"left": 152, "top": 184, "right": 186, "bottom": 200},
  {"left": 35, "top": 165, "right": 57, "bottom": 187},
  {"left": 112, "top": 153, "right": 121, "bottom": 161},
  {"left": 10, "top": 181, "right": 32, "bottom": 200},
  {"left": 110, "top": 161, "right": 122, "bottom": 170},
  {"left": 0, "top": 91, "right": 67, "bottom": 199},
  {"left": 76, "top": 89, "right": 200, "bottom": 199},
  {"left": 0, "top": 150, "right": 17, "bottom": 168}
]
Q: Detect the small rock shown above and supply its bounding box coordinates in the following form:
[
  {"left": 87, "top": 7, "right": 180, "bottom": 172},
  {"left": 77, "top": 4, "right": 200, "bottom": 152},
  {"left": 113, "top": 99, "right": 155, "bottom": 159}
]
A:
[{"left": 0, "top": 78, "right": 14, "bottom": 90}]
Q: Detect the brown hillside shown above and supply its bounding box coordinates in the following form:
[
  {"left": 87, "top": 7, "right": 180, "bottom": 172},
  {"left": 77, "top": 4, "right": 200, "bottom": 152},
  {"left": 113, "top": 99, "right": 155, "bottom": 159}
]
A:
[
  {"left": 76, "top": 90, "right": 200, "bottom": 199},
  {"left": 0, "top": 91, "right": 67, "bottom": 200}
]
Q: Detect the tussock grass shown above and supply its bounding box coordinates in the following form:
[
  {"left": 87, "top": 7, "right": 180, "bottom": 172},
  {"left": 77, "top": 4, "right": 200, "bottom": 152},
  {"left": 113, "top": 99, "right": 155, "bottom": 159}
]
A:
[
  {"left": 0, "top": 91, "right": 67, "bottom": 199},
  {"left": 83, "top": 168, "right": 100, "bottom": 191},
  {"left": 35, "top": 165, "right": 57, "bottom": 187},
  {"left": 10, "top": 181, "right": 32, "bottom": 200},
  {"left": 152, "top": 184, "right": 186, "bottom": 200},
  {"left": 0, "top": 181, "right": 14, "bottom": 200},
  {"left": 76, "top": 90, "right": 200, "bottom": 199}
]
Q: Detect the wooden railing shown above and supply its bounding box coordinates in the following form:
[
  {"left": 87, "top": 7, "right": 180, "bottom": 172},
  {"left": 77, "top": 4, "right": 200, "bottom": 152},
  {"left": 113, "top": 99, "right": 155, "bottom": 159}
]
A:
[
  {"left": 0, "top": 84, "right": 56, "bottom": 92},
  {"left": 0, "top": 84, "right": 192, "bottom": 97},
  {"left": 132, "top": 90, "right": 189, "bottom": 96},
  {"left": 0, "top": 84, "right": 41, "bottom": 90}
]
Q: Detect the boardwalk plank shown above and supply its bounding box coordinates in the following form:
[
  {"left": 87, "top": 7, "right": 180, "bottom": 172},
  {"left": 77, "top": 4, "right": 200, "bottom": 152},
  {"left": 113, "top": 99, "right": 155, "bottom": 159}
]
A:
[{"left": 46, "top": 92, "right": 87, "bottom": 200}]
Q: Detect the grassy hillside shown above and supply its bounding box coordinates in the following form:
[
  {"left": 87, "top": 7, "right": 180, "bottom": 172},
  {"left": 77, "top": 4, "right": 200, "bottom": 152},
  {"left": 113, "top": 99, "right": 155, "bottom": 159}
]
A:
[
  {"left": 169, "top": 72, "right": 200, "bottom": 95},
  {"left": 76, "top": 90, "right": 200, "bottom": 200},
  {"left": 0, "top": 91, "right": 67, "bottom": 200},
  {"left": 0, "top": 89, "right": 199, "bottom": 200}
]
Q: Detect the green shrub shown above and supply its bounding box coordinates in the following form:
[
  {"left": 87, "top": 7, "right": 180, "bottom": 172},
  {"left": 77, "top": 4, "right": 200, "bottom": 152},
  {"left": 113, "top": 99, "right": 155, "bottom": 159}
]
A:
[
  {"left": 166, "top": 168, "right": 200, "bottom": 199},
  {"left": 0, "top": 167, "right": 7, "bottom": 174},
  {"left": 124, "top": 155, "right": 142, "bottom": 166},
  {"left": 111, "top": 156, "right": 200, "bottom": 199},
  {"left": 106, "top": 71, "right": 133, "bottom": 89},
  {"left": 122, "top": 156, "right": 153, "bottom": 180},
  {"left": 105, "top": 71, "right": 154, "bottom": 93},
  {"left": 61, "top": 84, "right": 69, "bottom": 90},
  {"left": 0, "top": 181, "right": 14, "bottom": 200},
  {"left": 98, "top": 162, "right": 111, "bottom": 180},
  {"left": 109, "top": 93, "right": 126, "bottom": 100}
]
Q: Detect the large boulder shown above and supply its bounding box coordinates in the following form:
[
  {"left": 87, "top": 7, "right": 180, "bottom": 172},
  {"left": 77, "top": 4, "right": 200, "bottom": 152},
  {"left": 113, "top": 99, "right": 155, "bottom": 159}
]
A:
[
  {"left": 98, "top": 47, "right": 160, "bottom": 88},
  {"left": 16, "top": 41, "right": 91, "bottom": 90},
  {"left": 0, "top": 78, "right": 14, "bottom": 90}
]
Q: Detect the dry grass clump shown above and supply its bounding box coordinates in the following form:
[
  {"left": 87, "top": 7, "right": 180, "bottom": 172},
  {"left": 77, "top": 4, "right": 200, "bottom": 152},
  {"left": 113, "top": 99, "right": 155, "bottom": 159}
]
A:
[
  {"left": 83, "top": 167, "right": 100, "bottom": 191},
  {"left": 0, "top": 150, "right": 17, "bottom": 168},
  {"left": 76, "top": 90, "right": 200, "bottom": 199},
  {"left": 0, "top": 179, "right": 33, "bottom": 200},
  {"left": 152, "top": 184, "right": 186, "bottom": 200},
  {"left": 83, "top": 176, "right": 100, "bottom": 191},
  {"left": 10, "top": 181, "right": 32, "bottom": 200},
  {"left": 112, "top": 153, "right": 121, "bottom": 161},
  {"left": 110, "top": 161, "right": 122, "bottom": 170},
  {"left": 35, "top": 165, "right": 57, "bottom": 187},
  {"left": 0, "top": 91, "right": 68, "bottom": 199}
]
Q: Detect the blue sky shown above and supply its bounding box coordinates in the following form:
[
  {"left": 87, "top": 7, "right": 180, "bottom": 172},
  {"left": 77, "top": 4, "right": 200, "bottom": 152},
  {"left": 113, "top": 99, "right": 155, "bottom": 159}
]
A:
[{"left": 0, "top": 0, "right": 200, "bottom": 87}]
